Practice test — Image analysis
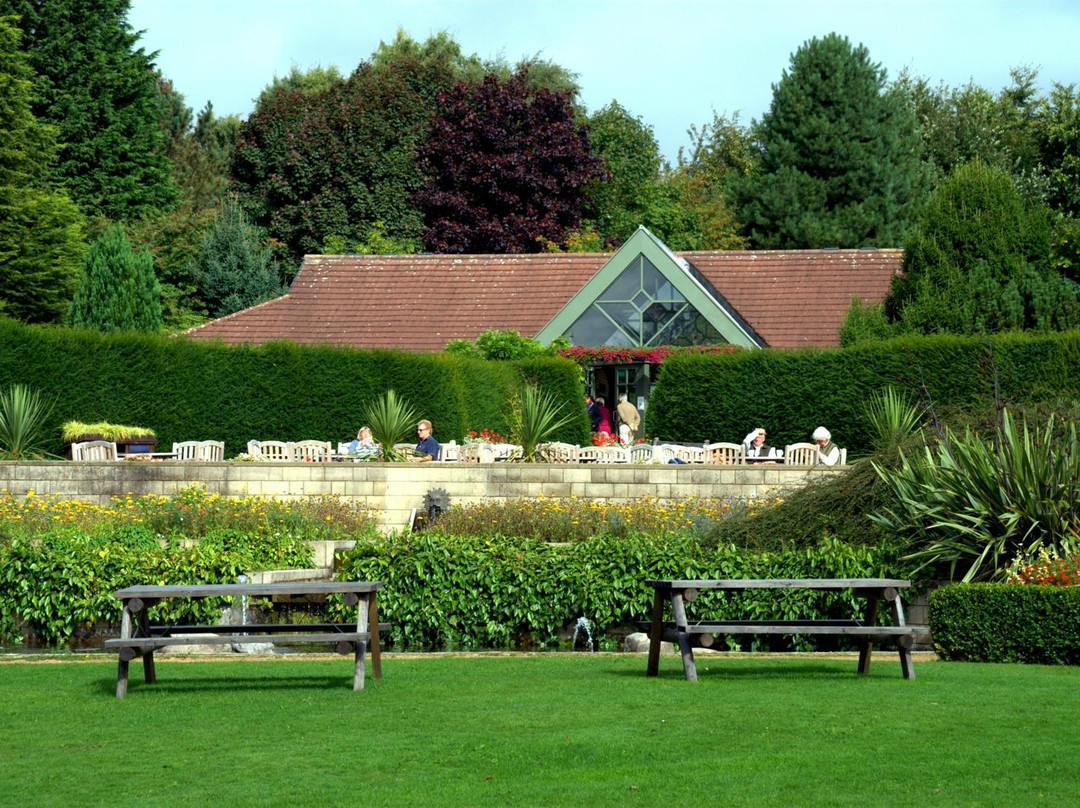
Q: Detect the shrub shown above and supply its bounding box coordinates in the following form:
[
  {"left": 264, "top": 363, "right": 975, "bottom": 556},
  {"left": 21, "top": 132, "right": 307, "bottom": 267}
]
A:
[{"left": 929, "top": 583, "right": 1080, "bottom": 664}]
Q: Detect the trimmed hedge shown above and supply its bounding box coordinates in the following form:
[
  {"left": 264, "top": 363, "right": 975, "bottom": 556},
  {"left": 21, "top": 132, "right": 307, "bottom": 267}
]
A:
[
  {"left": 646, "top": 329, "right": 1080, "bottom": 453},
  {"left": 0, "top": 318, "right": 589, "bottom": 455},
  {"left": 928, "top": 583, "right": 1080, "bottom": 664}
]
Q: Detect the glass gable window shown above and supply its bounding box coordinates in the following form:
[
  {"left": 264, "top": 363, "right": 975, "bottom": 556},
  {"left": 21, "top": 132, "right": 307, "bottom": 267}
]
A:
[{"left": 563, "top": 255, "right": 725, "bottom": 346}]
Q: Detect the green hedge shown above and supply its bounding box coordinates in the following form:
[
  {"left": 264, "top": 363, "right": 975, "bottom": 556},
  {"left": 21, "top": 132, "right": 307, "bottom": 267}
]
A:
[
  {"left": 0, "top": 529, "right": 315, "bottom": 644},
  {"left": 646, "top": 329, "right": 1080, "bottom": 453},
  {"left": 0, "top": 318, "right": 589, "bottom": 455},
  {"left": 928, "top": 583, "right": 1080, "bottom": 664},
  {"left": 337, "top": 533, "right": 902, "bottom": 651}
]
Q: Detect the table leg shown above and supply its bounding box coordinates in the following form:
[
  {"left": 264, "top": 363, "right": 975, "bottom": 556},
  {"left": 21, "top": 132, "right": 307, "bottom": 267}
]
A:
[
  {"left": 888, "top": 592, "right": 916, "bottom": 680},
  {"left": 116, "top": 601, "right": 133, "bottom": 698},
  {"left": 857, "top": 595, "right": 880, "bottom": 674},
  {"left": 138, "top": 607, "right": 156, "bottom": 684},
  {"left": 671, "top": 591, "right": 697, "bottom": 682},
  {"left": 353, "top": 591, "right": 371, "bottom": 691},
  {"left": 646, "top": 587, "right": 665, "bottom": 677},
  {"left": 368, "top": 593, "right": 381, "bottom": 680}
]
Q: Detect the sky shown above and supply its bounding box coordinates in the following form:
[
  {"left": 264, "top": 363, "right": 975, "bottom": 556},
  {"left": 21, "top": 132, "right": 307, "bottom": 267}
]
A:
[{"left": 129, "top": 0, "right": 1080, "bottom": 164}]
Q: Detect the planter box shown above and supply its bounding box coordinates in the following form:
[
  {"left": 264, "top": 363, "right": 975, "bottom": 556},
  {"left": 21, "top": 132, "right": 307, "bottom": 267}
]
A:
[{"left": 64, "top": 434, "right": 158, "bottom": 459}]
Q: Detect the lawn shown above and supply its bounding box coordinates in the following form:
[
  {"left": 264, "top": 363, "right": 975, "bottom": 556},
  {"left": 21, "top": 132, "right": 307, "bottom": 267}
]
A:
[{"left": 1, "top": 652, "right": 1077, "bottom": 807}]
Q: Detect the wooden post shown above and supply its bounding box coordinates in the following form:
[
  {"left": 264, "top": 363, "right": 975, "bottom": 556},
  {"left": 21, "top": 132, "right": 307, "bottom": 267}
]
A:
[
  {"left": 353, "top": 589, "right": 370, "bottom": 691},
  {"left": 368, "top": 592, "right": 382, "bottom": 680},
  {"left": 888, "top": 590, "right": 916, "bottom": 680},
  {"left": 115, "top": 600, "right": 133, "bottom": 698}
]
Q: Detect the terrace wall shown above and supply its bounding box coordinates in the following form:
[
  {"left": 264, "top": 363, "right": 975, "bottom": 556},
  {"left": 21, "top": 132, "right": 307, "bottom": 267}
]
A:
[{"left": 0, "top": 461, "right": 843, "bottom": 535}]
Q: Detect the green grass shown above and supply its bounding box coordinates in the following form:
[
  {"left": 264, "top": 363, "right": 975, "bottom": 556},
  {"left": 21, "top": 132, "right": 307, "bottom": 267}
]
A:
[{"left": 1, "top": 653, "right": 1077, "bottom": 807}]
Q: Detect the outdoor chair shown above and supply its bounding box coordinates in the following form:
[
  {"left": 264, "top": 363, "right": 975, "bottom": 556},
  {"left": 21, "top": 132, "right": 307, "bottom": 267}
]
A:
[
  {"left": 457, "top": 443, "right": 482, "bottom": 463},
  {"left": 704, "top": 442, "right": 745, "bottom": 465},
  {"left": 198, "top": 440, "right": 225, "bottom": 461},
  {"left": 71, "top": 440, "right": 118, "bottom": 461},
  {"left": 577, "top": 445, "right": 629, "bottom": 463},
  {"left": 538, "top": 442, "right": 579, "bottom": 463},
  {"left": 629, "top": 444, "right": 659, "bottom": 464},
  {"left": 172, "top": 440, "right": 202, "bottom": 460},
  {"left": 290, "top": 440, "right": 332, "bottom": 462},
  {"left": 783, "top": 442, "right": 819, "bottom": 466},
  {"left": 487, "top": 443, "right": 523, "bottom": 462},
  {"left": 247, "top": 440, "right": 291, "bottom": 461},
  {"left": 438, "top": 440, "right": 459, "bottom": 461},
  {"left": 665, "top": 445, "right": 706, "bottom": 464}
]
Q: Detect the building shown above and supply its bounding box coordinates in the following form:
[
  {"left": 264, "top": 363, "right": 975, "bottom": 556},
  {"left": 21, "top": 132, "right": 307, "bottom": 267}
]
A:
[{"left": 186, "top": 227, "right": 901, "bottom": 408}]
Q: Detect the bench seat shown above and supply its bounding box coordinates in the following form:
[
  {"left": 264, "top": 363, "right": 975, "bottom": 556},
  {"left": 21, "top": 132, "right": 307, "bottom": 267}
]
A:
[{"left": 104, "top": 632, "right": 373, "bottom": 661}]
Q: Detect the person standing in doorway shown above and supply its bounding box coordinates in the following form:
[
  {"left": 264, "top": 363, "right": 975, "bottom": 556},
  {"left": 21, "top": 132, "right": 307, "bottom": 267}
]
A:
[{"left": 616, "top": 394, "right": 640, "bottom": 445}]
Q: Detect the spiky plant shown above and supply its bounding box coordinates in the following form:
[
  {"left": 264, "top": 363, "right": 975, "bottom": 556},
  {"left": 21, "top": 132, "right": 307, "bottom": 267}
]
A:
[
  {"left": 864, "top": 386, "right": 924, "bottom": 456},
  {"left": 0, "top": 384, "right": 57, "bottom": 459},
  {"left": 360, "top": 390, "right": 420, "bottom": 462},
  {"left": 513, "top": 382, "right": 575, "bottom": 462}
]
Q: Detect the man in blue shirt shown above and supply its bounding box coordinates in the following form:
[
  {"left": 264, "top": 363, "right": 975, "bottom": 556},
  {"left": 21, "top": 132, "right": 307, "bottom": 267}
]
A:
[{"left": 414, "top": 419, "right": 441, "bottom": 462}]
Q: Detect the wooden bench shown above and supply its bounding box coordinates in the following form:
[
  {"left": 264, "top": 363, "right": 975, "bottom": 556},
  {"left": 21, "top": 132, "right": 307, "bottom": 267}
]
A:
[
  {"left": 103, "top": 581, "right": 384, "bottom": 697},
  {"left": 643, "top": 578, "right": 923, "bottom": 681}
]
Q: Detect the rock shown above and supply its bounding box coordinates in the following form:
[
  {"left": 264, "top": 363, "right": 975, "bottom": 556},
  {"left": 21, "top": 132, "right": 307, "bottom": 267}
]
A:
[
  {"left": 158, "top": 633, "right": 226, "bottom": 655},
  {"left": 624, "top": 632, "right": 672, "bottom": 653}
]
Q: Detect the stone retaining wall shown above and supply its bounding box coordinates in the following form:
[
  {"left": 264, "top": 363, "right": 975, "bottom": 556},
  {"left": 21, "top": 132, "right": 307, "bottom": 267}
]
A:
[{"left": 0, "top": 460, "right": 844, "bottom": 534}]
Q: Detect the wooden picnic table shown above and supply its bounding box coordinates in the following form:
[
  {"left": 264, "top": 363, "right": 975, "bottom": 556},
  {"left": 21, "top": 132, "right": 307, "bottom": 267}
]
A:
[
  {"left": 104, "top": 581, "right": 383, "bottom": 697},
  {"left": 643, "top": 578, "right": 920, "bottom": 681}
]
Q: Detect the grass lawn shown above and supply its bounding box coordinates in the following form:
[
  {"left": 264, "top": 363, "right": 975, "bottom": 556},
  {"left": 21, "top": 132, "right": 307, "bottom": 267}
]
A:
[{"left": 1, "top": 652, "right": 1077, "bottom": 807}]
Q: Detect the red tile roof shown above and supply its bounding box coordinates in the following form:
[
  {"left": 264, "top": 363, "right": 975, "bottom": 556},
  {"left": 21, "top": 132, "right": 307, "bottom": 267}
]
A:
[{"left": 184, "top": 248, "right": 902, "bottom": 351}]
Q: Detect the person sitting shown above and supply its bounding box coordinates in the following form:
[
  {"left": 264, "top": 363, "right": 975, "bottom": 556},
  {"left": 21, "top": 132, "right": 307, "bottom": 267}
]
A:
[
  {"left": 743, "top": 427, "right": 780, "bottom": 462},
  {"left": 813, "top": 426, "right": 841, "bottom": 465},
  {"left": 347, "top": 425, "right": 379, "bottom": 460},
  {"left": 413, "top": 419, "right": 441, "bottom": 462}
]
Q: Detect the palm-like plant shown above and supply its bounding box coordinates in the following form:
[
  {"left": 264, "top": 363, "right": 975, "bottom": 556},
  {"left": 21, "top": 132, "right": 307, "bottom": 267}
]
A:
[
  {"left": 0, "top": 384, "right": 57, "bottom": 460},
  {"left": 864, "top": 386, "right": 924, "bottom": 456},
  {"left": 360, "top": 389, "right": 420, "bottom": 462},
  {"left": 513, "top": 382, "right": 575, "bottom": 462},
  {"left": 872, "top": 409, "right": 1080, "bottom": 581}
]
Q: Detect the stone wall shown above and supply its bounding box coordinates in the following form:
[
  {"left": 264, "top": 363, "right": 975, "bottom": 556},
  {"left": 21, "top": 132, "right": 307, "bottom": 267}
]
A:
[{"left": 0, "top": 460, "right": 844, "bottom": 534}]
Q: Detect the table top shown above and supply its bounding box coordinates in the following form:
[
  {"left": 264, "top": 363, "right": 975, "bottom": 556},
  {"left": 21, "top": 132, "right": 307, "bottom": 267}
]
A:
[
  {"left": 113, "top": 581, "right": 383, "bottom": 599},
  {"left": 646, "top": 578, "right": 910, "bottom": 590}
]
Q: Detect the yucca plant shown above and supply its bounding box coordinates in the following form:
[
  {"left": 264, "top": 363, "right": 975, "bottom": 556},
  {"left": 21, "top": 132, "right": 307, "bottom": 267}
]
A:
[
  {"left": 872, "top": 409, "right": 1080, "bottom": 581},
  {"left": 359, "top": 389, "right": 420, "bottom": 462},
  {"left": 0, "top": 384, "right": 57, "bottom": 460},
  {"left": 864, "top": 386, "right": 924, "bottom": 456},
  {"left": 512, "top": 382, "right": 575, "bottom": 462}
]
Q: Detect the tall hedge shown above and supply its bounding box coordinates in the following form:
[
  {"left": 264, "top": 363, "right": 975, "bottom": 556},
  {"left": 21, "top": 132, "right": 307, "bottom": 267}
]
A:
[
  {"left": 646, "top": 330, "right": 1080, "bottom": 454},
  {"left": 0, "top": 318, "right": 588, "bottom": 456}
]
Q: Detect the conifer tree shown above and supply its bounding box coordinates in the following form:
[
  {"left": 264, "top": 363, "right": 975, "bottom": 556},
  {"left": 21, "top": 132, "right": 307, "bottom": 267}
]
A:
[
  {"left": 191, "top": 197, "right": 282, "bottom": 318},
  {"left": 68, "top": 224, "right": 162, "bottom": 332},
  {"left": 0, "top": 15, "right": 85, "bottom": 323},
  {"left": 0, "top": 0, "right": 177, "bottom": 220},
  {"left": 732, "top": 33, "right": 928, "bottom": 248}
]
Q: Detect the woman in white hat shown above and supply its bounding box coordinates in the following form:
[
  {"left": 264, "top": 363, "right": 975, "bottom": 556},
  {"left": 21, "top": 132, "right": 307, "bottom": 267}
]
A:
[{"left": 812, "top": 426, "right": 840, "bottom": 465}]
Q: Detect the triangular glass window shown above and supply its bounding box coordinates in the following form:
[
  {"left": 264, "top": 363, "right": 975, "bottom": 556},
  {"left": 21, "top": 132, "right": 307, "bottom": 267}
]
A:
[{"left": 562, "top": 254, "right": 725, "bottom": 346}]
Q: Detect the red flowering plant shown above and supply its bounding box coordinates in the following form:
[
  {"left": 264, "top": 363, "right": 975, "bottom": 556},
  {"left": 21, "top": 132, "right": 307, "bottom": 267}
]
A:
[
  {"left": 591, "top": 431, "right": 621, "bottom": 446},
  {"left": 557, "top": 344, "right": 740, "bottom": 367},
  {"left": 1007, "top": 551, "right": 1080, "bottom": 586},
  {"left": 465, "top": 428, "right": 506, "bottom": 445}
]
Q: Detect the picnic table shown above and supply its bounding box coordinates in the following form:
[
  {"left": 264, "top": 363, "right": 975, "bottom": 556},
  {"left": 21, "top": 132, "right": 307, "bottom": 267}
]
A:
[
  {"left": 643, "top": 578, "right": 920, "bottom": 681},
  {"left": 104, "top": 581, "right": 383, "bottom": 697}
]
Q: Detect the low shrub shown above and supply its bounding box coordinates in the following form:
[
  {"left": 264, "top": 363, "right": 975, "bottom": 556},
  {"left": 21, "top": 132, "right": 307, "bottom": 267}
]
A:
[
  {"left": 929, "top": 583, "right": 1080, "bottom": 664},
  {"left": 336, "top": 533, "right": 903, "bottom": 651}
]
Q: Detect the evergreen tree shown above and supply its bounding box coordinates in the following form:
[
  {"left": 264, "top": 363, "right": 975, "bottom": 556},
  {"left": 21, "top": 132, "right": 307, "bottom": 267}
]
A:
[
  {"left": 885, "top": 160, "right": 1080, "bottom": 334},
  {"left": 0, "top": 15, "right": 85, "bottom": 323},
  {"left": 732, "top": 33, "right": 928, "bottom": 248},
  {"left": 191, "top": 197, "right": 282, "bottom": 319},
  {"left": 68, "top": 223, "right": 162, "bottom": 332},
  {"left": 0, "top": 0, "right": 177, "bottom": 220}
]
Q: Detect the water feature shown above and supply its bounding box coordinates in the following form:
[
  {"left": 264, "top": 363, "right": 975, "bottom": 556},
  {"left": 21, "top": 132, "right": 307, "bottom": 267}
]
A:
[{"left": 571, "top": 616, "right": 595, "bottom": 651}]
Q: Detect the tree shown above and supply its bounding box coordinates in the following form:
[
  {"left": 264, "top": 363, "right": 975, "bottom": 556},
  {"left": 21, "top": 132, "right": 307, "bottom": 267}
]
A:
[
  {"left": 415, "top": 69, "right": 605, "bottom": 253},
  {"left": 190, "top": 197, "right": 282, "bottom": 319},
  {"left": 0, "top": 0, "right": 178, "bottom": 220},
  {"left": 732, "top": 33, "right": 928, "bottom": 248},
  {"left": 884, "top": 160, "right": 1080, "bottom": 334},
  {"left": 68, "top": 223, "right": 162, "bottom": 332},
  {"left": 0, "top": 15, "right": 85, "bottom": 323}
]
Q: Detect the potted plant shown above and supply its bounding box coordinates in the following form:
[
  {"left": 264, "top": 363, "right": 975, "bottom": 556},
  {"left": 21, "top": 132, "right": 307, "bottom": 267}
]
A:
[{"left": 61, "top": 420, "right": 158, "bottom": 458}]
